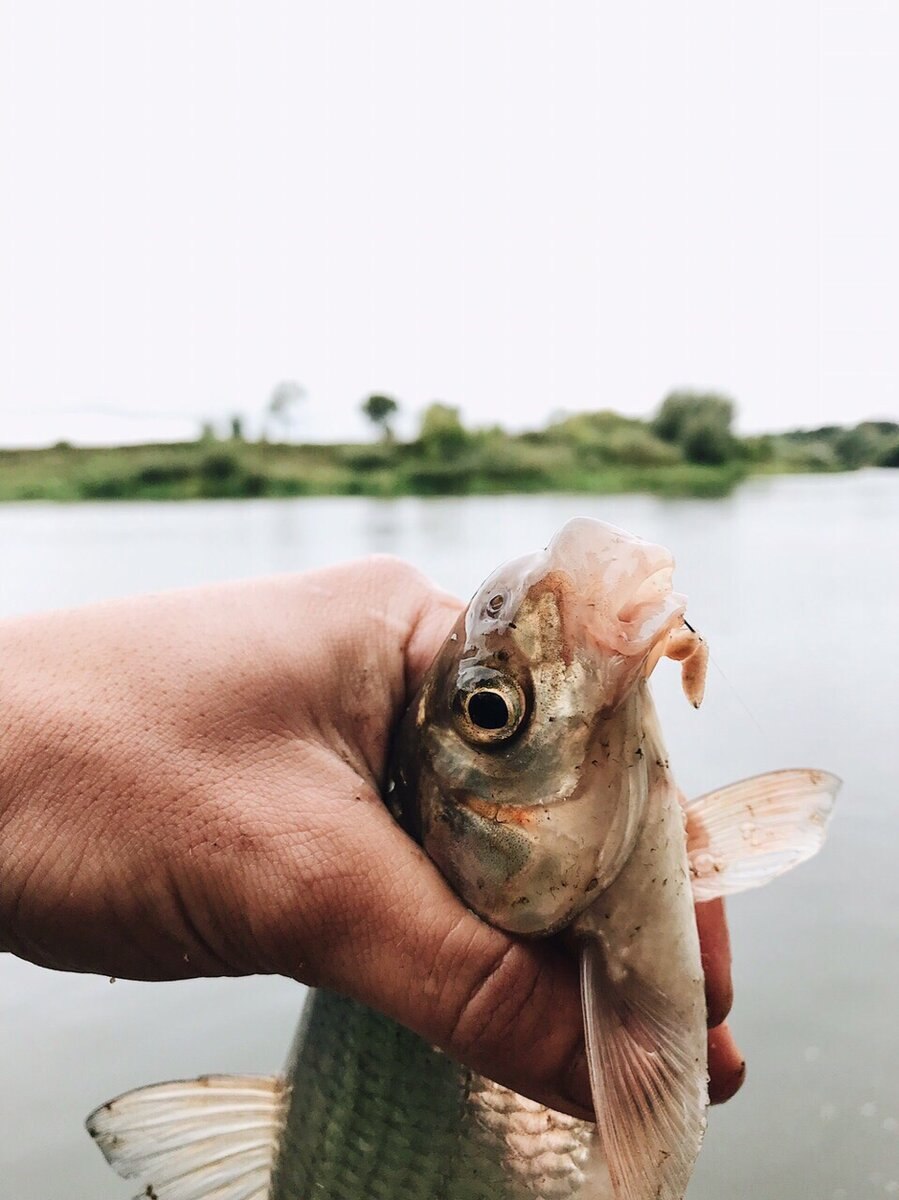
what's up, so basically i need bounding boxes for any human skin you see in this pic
[0,557,743,1119]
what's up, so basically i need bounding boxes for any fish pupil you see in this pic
[467,690,510,730]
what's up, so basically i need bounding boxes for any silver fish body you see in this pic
[390,518,711,1199]
[272,989,608,1200]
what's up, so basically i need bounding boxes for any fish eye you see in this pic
[466,689,510,730]
[453,668,527,746]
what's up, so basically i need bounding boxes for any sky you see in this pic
[1,0,897,447]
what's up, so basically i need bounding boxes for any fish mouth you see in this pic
[460,517,688,712]
[462,517,686,673]
[542,518,686,660]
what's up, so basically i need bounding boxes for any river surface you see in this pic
[0,471,897,1199]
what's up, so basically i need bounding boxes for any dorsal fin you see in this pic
[685,768,840,902]
[86,1075,287,1200]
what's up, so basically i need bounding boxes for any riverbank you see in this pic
[0,440,876,503]
[0,439,751,501]
[2,404,895,502]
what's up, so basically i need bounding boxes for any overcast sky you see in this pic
[1,0,897,446]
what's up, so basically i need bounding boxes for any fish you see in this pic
[86,517,839,1200]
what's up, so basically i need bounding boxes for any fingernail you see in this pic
[707,1022,746,1104]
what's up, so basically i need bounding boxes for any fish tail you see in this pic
[86,1073,287,1200]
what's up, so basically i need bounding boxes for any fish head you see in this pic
[390,517,691,936]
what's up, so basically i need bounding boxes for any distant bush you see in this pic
[546,410,645,447]
[741,435,775,464]
[418,403,472,461]
[196,450,269,497]
[680,415,734,466]
[652,391,737,464]
[402,460,476,494]
[546,410,680,470]
[136,463,192,486]
[576,429,681,469]
[262,476,310,497]
[335,444,395,472]
[781,425,842,444]
[834,426,880,469]
[77,475,132,500]
[473,431,565,484]
[780,420,899,469]
[774,438,839,471]
[199,451,240,483]
[860,420,899,439]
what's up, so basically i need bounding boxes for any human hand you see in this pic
[0,557,742,1117]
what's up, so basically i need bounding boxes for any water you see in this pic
[0,471,896,1199]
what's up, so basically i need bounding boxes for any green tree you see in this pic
[652,391,737,464]
[778,420,899,470]
[229,415,245,441]
[361,394,399,441]
[741,434,774,464]
[835,424,880,469]
[680,414,733,465]
[418,403,471,460]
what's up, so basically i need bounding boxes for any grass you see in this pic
[0,439,748,502]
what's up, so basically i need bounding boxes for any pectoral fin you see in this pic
[579,940,707,1200]
[685,768,840,902]
[86,1075,287,1200]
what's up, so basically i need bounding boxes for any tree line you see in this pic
[1,388,895,503]
[211,383,897,473]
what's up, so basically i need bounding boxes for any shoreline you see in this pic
[0,438,886,504]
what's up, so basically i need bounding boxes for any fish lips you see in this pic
[421,790,601,937]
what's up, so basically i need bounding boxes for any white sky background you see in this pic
[1,1,897,447]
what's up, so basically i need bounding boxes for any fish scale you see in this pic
[271,989,598,1200]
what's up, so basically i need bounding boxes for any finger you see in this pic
[696,898,733,1028]
[404,588,464,696]
[708,1022,746,1104]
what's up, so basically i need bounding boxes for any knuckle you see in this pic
[365,554,429,592]
[439,932,545,1064]
[434,929,585,1108]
